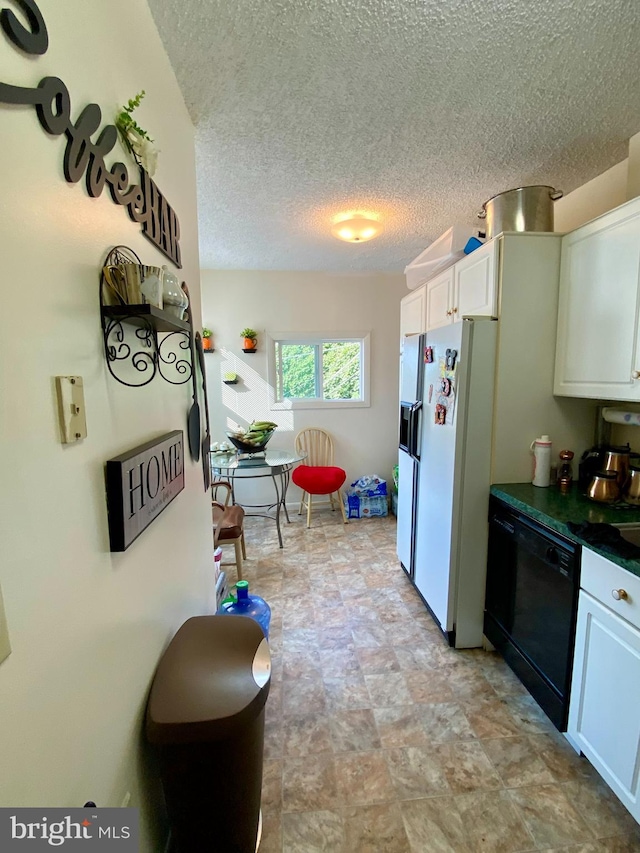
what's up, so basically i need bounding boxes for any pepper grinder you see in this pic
[558,449,574,494]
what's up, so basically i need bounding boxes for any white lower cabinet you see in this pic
[568,549,640,821]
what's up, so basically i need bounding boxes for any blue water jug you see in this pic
[217,580,271,638]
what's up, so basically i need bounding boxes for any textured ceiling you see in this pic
[146,0,640,272]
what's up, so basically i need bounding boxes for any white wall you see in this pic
[0,3,211,850]
[200,270,406,508]
[554,160,629,233]
[627,131,640,200]
[492,235,600,483]
[552,131,640,233]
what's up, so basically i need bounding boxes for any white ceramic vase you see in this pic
[162,265,188,319]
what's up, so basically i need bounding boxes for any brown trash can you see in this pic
[147,615,271,853]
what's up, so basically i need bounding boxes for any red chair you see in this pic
[292,427,348,528]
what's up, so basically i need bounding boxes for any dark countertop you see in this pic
[490,482,640,578]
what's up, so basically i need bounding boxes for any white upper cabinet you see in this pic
[400,284,427,338]
[454,240,498,319]
[554,196,640,401]
[424,241,498,330]
[425,268,454,330]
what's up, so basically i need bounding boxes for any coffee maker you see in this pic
[578,447,605,492]
[578,407,611,493]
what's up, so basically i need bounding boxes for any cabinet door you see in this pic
[425,268,454,331]
[453,241,498,319]
[554,197,640,400]
[400,285,426,337]
[568,590,640,821]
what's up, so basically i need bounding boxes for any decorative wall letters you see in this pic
[0,0,182,267]
[0,0,47,54]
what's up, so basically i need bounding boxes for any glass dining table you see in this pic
[210,449,306,548]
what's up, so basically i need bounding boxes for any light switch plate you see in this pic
[0,584,11,666]
[55,376,87,443]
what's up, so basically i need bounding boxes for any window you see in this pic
[267,332,370,409]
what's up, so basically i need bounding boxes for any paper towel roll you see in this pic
[602,408,640,426]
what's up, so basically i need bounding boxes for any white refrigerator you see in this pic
[397,318,497,648]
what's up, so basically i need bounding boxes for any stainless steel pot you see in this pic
[624,465,640,505]
[587,471,620,504]
[478,186,563,240]
[602,444,630,490]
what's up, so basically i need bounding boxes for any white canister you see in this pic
[530,435,552,487]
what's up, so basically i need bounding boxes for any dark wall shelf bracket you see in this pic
[99,248,194,388]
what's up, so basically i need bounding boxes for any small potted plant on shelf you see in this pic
[115,91,159,177]
[202,328,213,351]
[240,328,258,352]
[223,372,238,385]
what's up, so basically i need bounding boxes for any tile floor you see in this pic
[233,508,640,852]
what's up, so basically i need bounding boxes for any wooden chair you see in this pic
[292,427,348,528]
[211,481,246,580]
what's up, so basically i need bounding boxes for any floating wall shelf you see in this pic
[102,304,190,334]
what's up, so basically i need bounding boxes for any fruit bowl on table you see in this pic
[225,422,277,454]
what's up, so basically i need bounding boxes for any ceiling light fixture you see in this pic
[331,215,382,243]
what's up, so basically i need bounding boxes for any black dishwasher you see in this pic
[484,497,581,731]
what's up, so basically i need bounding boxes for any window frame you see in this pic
[267,331,371,410]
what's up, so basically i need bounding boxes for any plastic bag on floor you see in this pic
[349,475,387,497]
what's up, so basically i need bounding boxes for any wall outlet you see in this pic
[0,584,12,665]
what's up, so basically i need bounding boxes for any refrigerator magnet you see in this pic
[425,346,434,363]
[428,383,433,403]
[445,348,458,370]
[440,377,452,396]
[435,403,446,425]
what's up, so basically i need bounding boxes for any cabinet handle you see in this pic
[453,307,458,314]
[633,371,640,380]
[446,310,453,316]
[611,588,629,601]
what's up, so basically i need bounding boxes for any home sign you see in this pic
[0,0,182,267]
[106,431,184,552]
